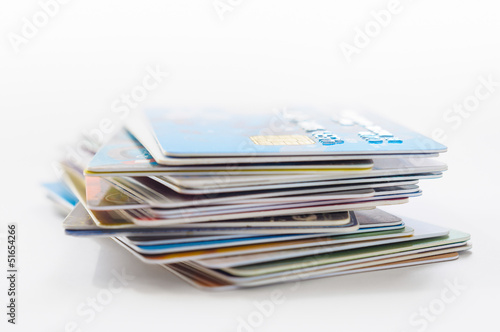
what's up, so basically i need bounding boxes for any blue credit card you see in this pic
[129,224,407,254]
[42,181,79,206]
[144,108,447,157]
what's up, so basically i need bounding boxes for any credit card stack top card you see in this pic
[47,107,471,290]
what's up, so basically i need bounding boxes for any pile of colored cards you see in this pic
[46,108,471,290]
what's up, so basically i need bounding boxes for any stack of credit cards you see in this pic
[45,108,471,290]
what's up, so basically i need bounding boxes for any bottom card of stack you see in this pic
[110,213,471,290]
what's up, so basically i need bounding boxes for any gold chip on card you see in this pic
[250,135,315,145]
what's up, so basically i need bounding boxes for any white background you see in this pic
[1,1,499,331]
